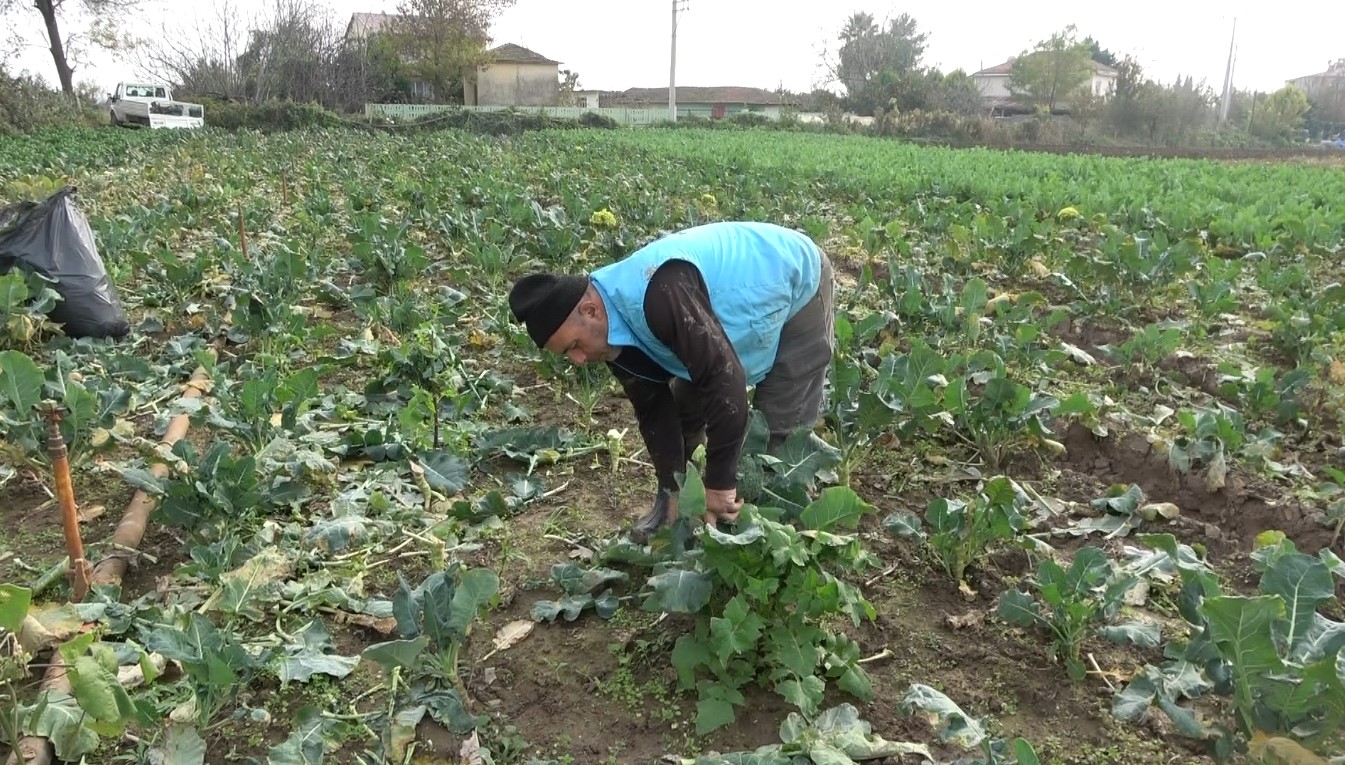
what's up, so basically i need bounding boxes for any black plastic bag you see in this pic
[0,185,130,339]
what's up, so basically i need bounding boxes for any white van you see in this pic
[108,82,205,129]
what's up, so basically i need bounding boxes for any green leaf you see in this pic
[800,486,875,532]
[418,450,471,494]
[806,743,857,765]
[361,637,429,671]
[419,571,457,649]
[1260,551,1334,651]
[709,596,764,665]
[449,567,499,636]
[764,626,819,679]
[267,707,333,765]
[671,633,713,688]
[1289,613,1345,665]
[704,522,766,547]
[695,697,737,736]
[21,691,100,761]
[1098,622,1161,648]
[1013,738,1042,765]
[1112,673,1157,721]
[1201,594,1286,732]
[0,583,32,634]
[775,675,824,717]
[531,594,593,622]
[996,589,1043,628]
[151,724,207,765]
[898,683,986,749]
[113,466,165,495]
[276,622,360,684]
[70,656,125,724]
[882,511,925,540]
[835,665,872,701]
[644,569,713,614]
[0,349,44,413]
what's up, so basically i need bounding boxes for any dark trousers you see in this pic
[673,249,836,454]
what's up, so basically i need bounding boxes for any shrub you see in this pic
[195,98,345,132]
[0,68,103,135]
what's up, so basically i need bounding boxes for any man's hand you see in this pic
[704,488,743,526]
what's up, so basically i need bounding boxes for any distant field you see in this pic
[2,124,1342,765]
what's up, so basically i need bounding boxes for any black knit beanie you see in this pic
[509,272,590,348]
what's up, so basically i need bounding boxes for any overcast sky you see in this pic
[4,0,1341,98]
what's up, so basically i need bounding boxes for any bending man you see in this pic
[508,220,835,537]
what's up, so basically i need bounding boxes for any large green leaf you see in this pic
[1260,551,1334,651]
[709,595,764,665]
[275,622,360,684]
[898,683,987,749]
[0,583,32,634]
[644,569,713,614]
[996,589,1043,629]
[418,449,471,494]
[1098,622,1161,649]
[361,637,429,671]
[0,349,43,413]
[151,724,207,765]
[776,675,825,717]
[448,567,499,637]
[1202,594,1287,734]
[800,486,875,533]
[21,691,99,761]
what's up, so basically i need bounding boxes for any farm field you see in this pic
[1,123,1344,765]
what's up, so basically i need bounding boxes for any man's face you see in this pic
[545,300,618,365]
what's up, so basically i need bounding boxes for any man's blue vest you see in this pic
[590,221,822,385]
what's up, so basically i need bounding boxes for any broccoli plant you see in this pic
[997,546,1153,680]
[643,470,880,735]
[887,475,1032,596]
[1113,533,1345,761]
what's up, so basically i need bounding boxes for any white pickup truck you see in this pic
[108,82,205,129]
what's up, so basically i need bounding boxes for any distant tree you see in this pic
[1249,85,1311,140]
[392,0,517,103]
[1069,87,1104,136]
[1081,36,1118,68]
[234,0,337,104]
[828,11,928,107]
[929,69,984,116]
[558,68,580,105]
[0,0,142,96]
[1008,26,1094,113]
[1111,55,1144,101]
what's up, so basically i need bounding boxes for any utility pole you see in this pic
[670,0,688,121]
[1218,17,1237,128]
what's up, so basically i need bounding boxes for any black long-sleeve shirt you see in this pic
[604,259,747,493]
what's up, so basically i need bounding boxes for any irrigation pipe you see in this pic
[6,366,209,765]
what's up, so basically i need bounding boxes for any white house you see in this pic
[972,57,1119,112]
[568,90,601,109]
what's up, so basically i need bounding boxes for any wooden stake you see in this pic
[42,404,90,603]
[238,202,248,259]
